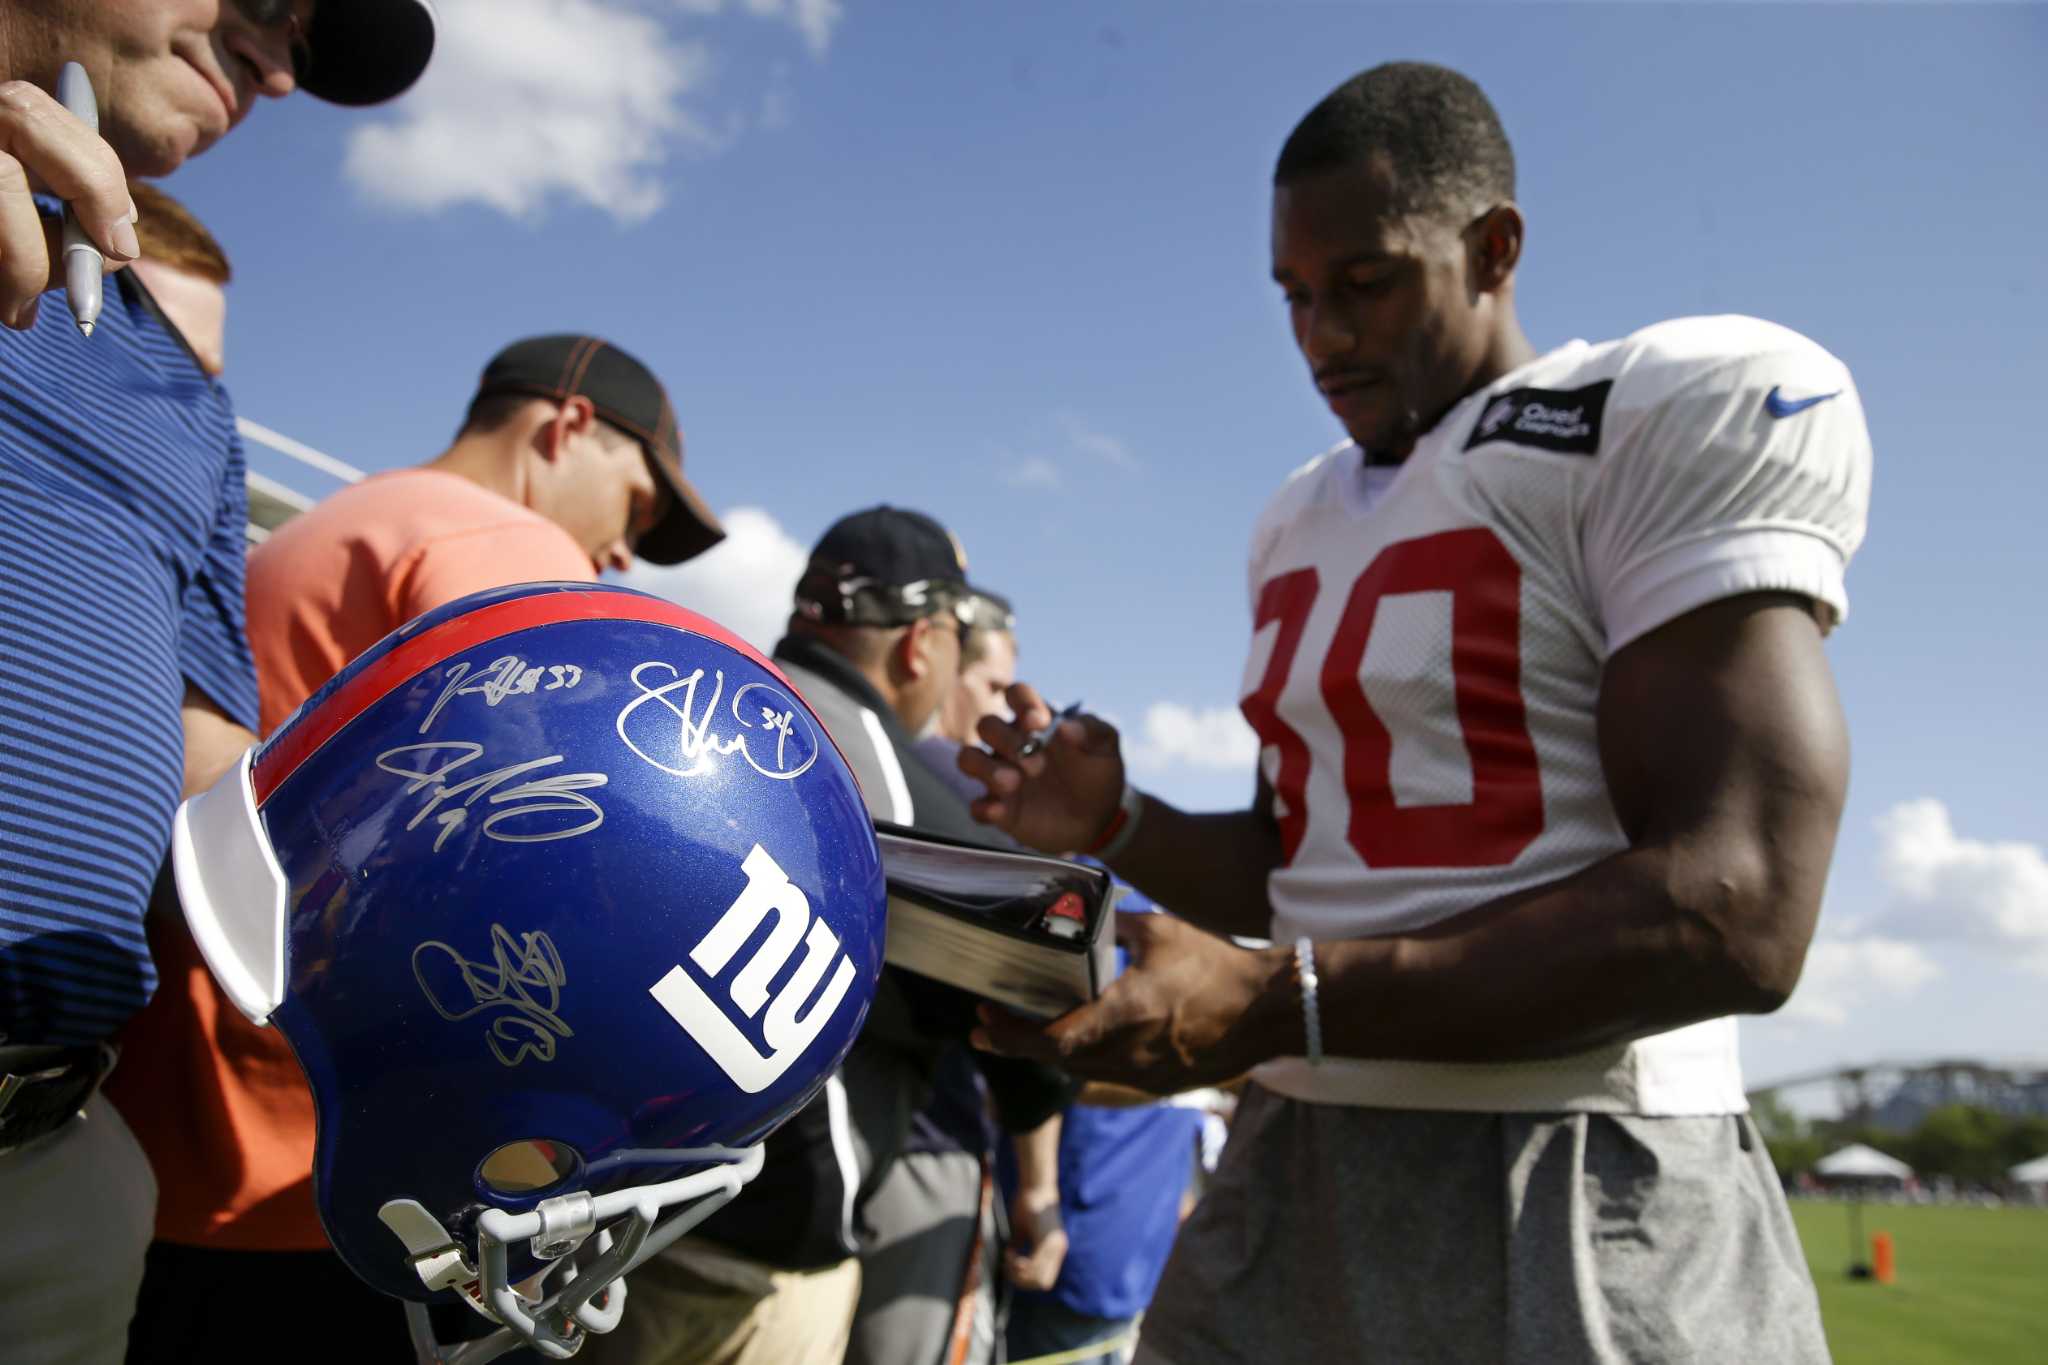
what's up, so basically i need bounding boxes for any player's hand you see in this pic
[959,681,1125,855]
[0,79,138,330]
[971,912,1296,1094]
[1003,1186,1068,1291]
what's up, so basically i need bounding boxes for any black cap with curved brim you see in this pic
[471,335,726,566]
[794,506,987,627]
[297,0,438,107]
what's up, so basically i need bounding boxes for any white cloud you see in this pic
[740,0,844,57]
[1001,456,1063,491]
[617,505,808,652]
[1874,798,2048,956]
[1126,703,1260,774]
[994,417,1138,493]
[1776,935,1941,1027]
[673,0,844,55]
[758,62,796,131]
[1059,413,1138,470]
[345,0,835,222]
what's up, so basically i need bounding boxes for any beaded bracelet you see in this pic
[1294,936,1323,1067]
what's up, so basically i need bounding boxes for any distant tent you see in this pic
[1814,1143,1912,1280]
[1815,1143,1913,1181]
[2011,1154,2048,1184]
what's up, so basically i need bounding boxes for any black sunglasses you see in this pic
[231,0,315,80]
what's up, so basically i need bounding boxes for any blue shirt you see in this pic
[1025,1098,1203,1321]
[0,271,259,1044]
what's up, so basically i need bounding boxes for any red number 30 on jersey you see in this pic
[1240,527,1545,870]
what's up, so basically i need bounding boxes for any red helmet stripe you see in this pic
[251,591,789,804]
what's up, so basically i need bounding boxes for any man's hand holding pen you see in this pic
[0,64,138,331]
[959,682,1129,858]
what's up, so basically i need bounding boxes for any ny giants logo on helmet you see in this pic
[649,844,857,1093]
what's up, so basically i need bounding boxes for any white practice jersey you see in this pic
[1240,315,1872,1115]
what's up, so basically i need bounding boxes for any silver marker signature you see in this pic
[420,655,584,734]
[376,742,606,852]
[615,663,819,782]
[413,925,572,1067]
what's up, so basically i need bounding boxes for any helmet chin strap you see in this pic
[385,1144,766,1363]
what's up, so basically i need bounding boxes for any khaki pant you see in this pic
[576,1238,861,1365]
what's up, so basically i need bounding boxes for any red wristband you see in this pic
[1083,805,1129,856]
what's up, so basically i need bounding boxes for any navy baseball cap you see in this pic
[297,0,437,107]
[794,506,985,628]
[472,334,725,565]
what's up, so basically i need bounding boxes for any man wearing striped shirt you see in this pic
[0,5,432,1362]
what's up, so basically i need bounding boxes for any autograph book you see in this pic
[874,823,1119,1018]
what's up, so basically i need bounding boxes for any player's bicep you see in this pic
[1596,591,1848,992]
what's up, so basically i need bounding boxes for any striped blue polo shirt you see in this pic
[0,270,259,1045]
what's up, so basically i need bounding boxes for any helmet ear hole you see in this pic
[479,1139,581,1196]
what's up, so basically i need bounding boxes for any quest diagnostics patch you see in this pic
[1464,380,1612,456]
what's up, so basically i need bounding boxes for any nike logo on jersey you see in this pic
[649,843,855,1093]
[1464,380,1612,456]
[1764,386,1841,419]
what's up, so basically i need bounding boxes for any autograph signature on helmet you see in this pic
[417,654,585,734]
[375,742,608,852]
[413,924,573,1068]
[615,662,820,782]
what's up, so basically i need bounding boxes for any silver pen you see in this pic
[1016,700,1083,760]
[57,62,103,338]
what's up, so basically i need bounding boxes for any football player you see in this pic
[962,62,1864,1363]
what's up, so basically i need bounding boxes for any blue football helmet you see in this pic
[172,583,886,1360]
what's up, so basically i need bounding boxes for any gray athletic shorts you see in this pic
[1135,1086,1829,1365]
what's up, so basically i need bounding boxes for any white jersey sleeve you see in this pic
[1582,321,1872,652]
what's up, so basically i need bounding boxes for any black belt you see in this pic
[0,1042,116,1155]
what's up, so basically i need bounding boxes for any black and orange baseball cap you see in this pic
[472,334,725,565]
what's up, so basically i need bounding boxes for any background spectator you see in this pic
[123,182,231,377]
[111,332,718,1363]
[590,507,1071,1365]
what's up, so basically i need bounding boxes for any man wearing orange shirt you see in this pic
[111,334,725,1360]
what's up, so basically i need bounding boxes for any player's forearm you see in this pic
[1287,839,1819,1065]
[1103,796,1280,938]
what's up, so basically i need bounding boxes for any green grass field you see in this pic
[1789,1199,2048,1364]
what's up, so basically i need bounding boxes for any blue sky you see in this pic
[161,2,2046,1095]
